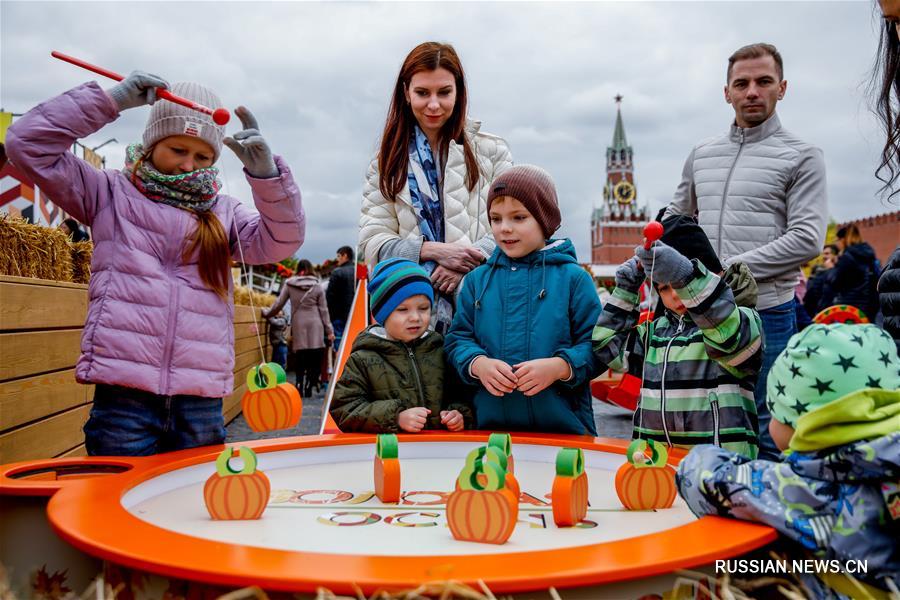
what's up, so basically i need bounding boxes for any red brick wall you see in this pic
[592,223,644,264]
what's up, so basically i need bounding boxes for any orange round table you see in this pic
[0,433,776,596]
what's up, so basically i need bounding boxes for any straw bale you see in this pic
[71,241,93,284]
[0,215,74,282]
[234,285,277,308]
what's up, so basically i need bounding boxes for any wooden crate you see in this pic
[0,276,270,463]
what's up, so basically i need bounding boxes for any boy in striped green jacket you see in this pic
[592,216,763,458]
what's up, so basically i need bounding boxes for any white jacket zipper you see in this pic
[717,128,745,257]
[659,316,685,447]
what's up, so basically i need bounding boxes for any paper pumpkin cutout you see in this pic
[203,447,270,520]
[241,362,302,432]
[374,434,400,503]
[552,447,589,527]
[615,439,677,510]
[447,447,518,544]
[488,433,515,474]
[813,304,869,325]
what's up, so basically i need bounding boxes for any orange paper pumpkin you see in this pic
[374,434,400,503]
[447,447,518,545]
[203,447,270,520]
[551,448,589,527]
[241,363,302,432]
[615,439,677,510]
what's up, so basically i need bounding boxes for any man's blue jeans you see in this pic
[271,343,288,369]
[84,384,226,456]
[755,298,798,460]
[332,319,346,347]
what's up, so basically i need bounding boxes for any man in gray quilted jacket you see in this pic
[664,43,828,460]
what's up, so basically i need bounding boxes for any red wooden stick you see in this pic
[51,51,230,125]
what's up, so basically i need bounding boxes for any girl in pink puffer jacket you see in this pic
[6,72,305,456]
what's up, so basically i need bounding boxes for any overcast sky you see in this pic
[1,1,893,264]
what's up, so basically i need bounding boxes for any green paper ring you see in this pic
[215,446,258,476]
[458,447,504,491]
[482,445,508,472]
[246,362,287,392]
[626,439,669,468]
[488,433,512,457]
[376,434,398,459]
[555,447,584,477]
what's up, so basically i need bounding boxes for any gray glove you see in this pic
[615,256,645,292]
[635,241,695,287]
[223,106,278,179]
[107,71,168,112]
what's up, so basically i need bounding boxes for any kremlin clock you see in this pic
[613,181,636,205]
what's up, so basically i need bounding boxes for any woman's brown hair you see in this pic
[378,42,479,201]
[836,223,864,246]
[183,211,232,298]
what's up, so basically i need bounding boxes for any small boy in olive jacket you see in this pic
[330,258,473,433]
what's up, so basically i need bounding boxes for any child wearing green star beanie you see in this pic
[676,323,900,594]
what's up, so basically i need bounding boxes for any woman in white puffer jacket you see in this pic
[359,41,512,333]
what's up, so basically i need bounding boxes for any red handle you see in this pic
[642,221,664,250]
[51,51,230,125]
[52,50,124,81]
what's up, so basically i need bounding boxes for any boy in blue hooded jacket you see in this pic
[677,323,900,595]
[445,165,601,435]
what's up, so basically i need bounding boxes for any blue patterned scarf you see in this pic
[407,126,454,333]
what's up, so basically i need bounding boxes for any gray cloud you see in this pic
[2,1,891,264]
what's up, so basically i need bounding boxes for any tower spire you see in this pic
[612,94,628,150]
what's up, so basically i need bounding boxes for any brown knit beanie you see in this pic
[142,82,225,161]
[487,165,561,239]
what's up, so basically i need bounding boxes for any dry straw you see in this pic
[0,214,75,282]
[234,285,276,308]
[71,240,93,284]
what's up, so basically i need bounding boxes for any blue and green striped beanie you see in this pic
[367,258,434,324]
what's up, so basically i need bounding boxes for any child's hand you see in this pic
[615,257,645,292]
[224,107,279,179]
[471,357,517,396]
[398,407,431,432]
[513,357,571,396]
[440,410,464,432]
[107,71,169,112]
[635,241,694,287]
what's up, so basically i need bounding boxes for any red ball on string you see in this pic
[212,108,231,126]
[642,221,664,250]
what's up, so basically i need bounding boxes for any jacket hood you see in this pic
[486,238,578,267]
[723,261,759,308]
[350,325,440,354]
[790,388,900,453]
[286,275,319,289]
[844,242,876,264]
[785,430,899,485]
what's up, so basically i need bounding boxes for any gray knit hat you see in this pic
[142,82,225,161]
[487,165,561,239]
